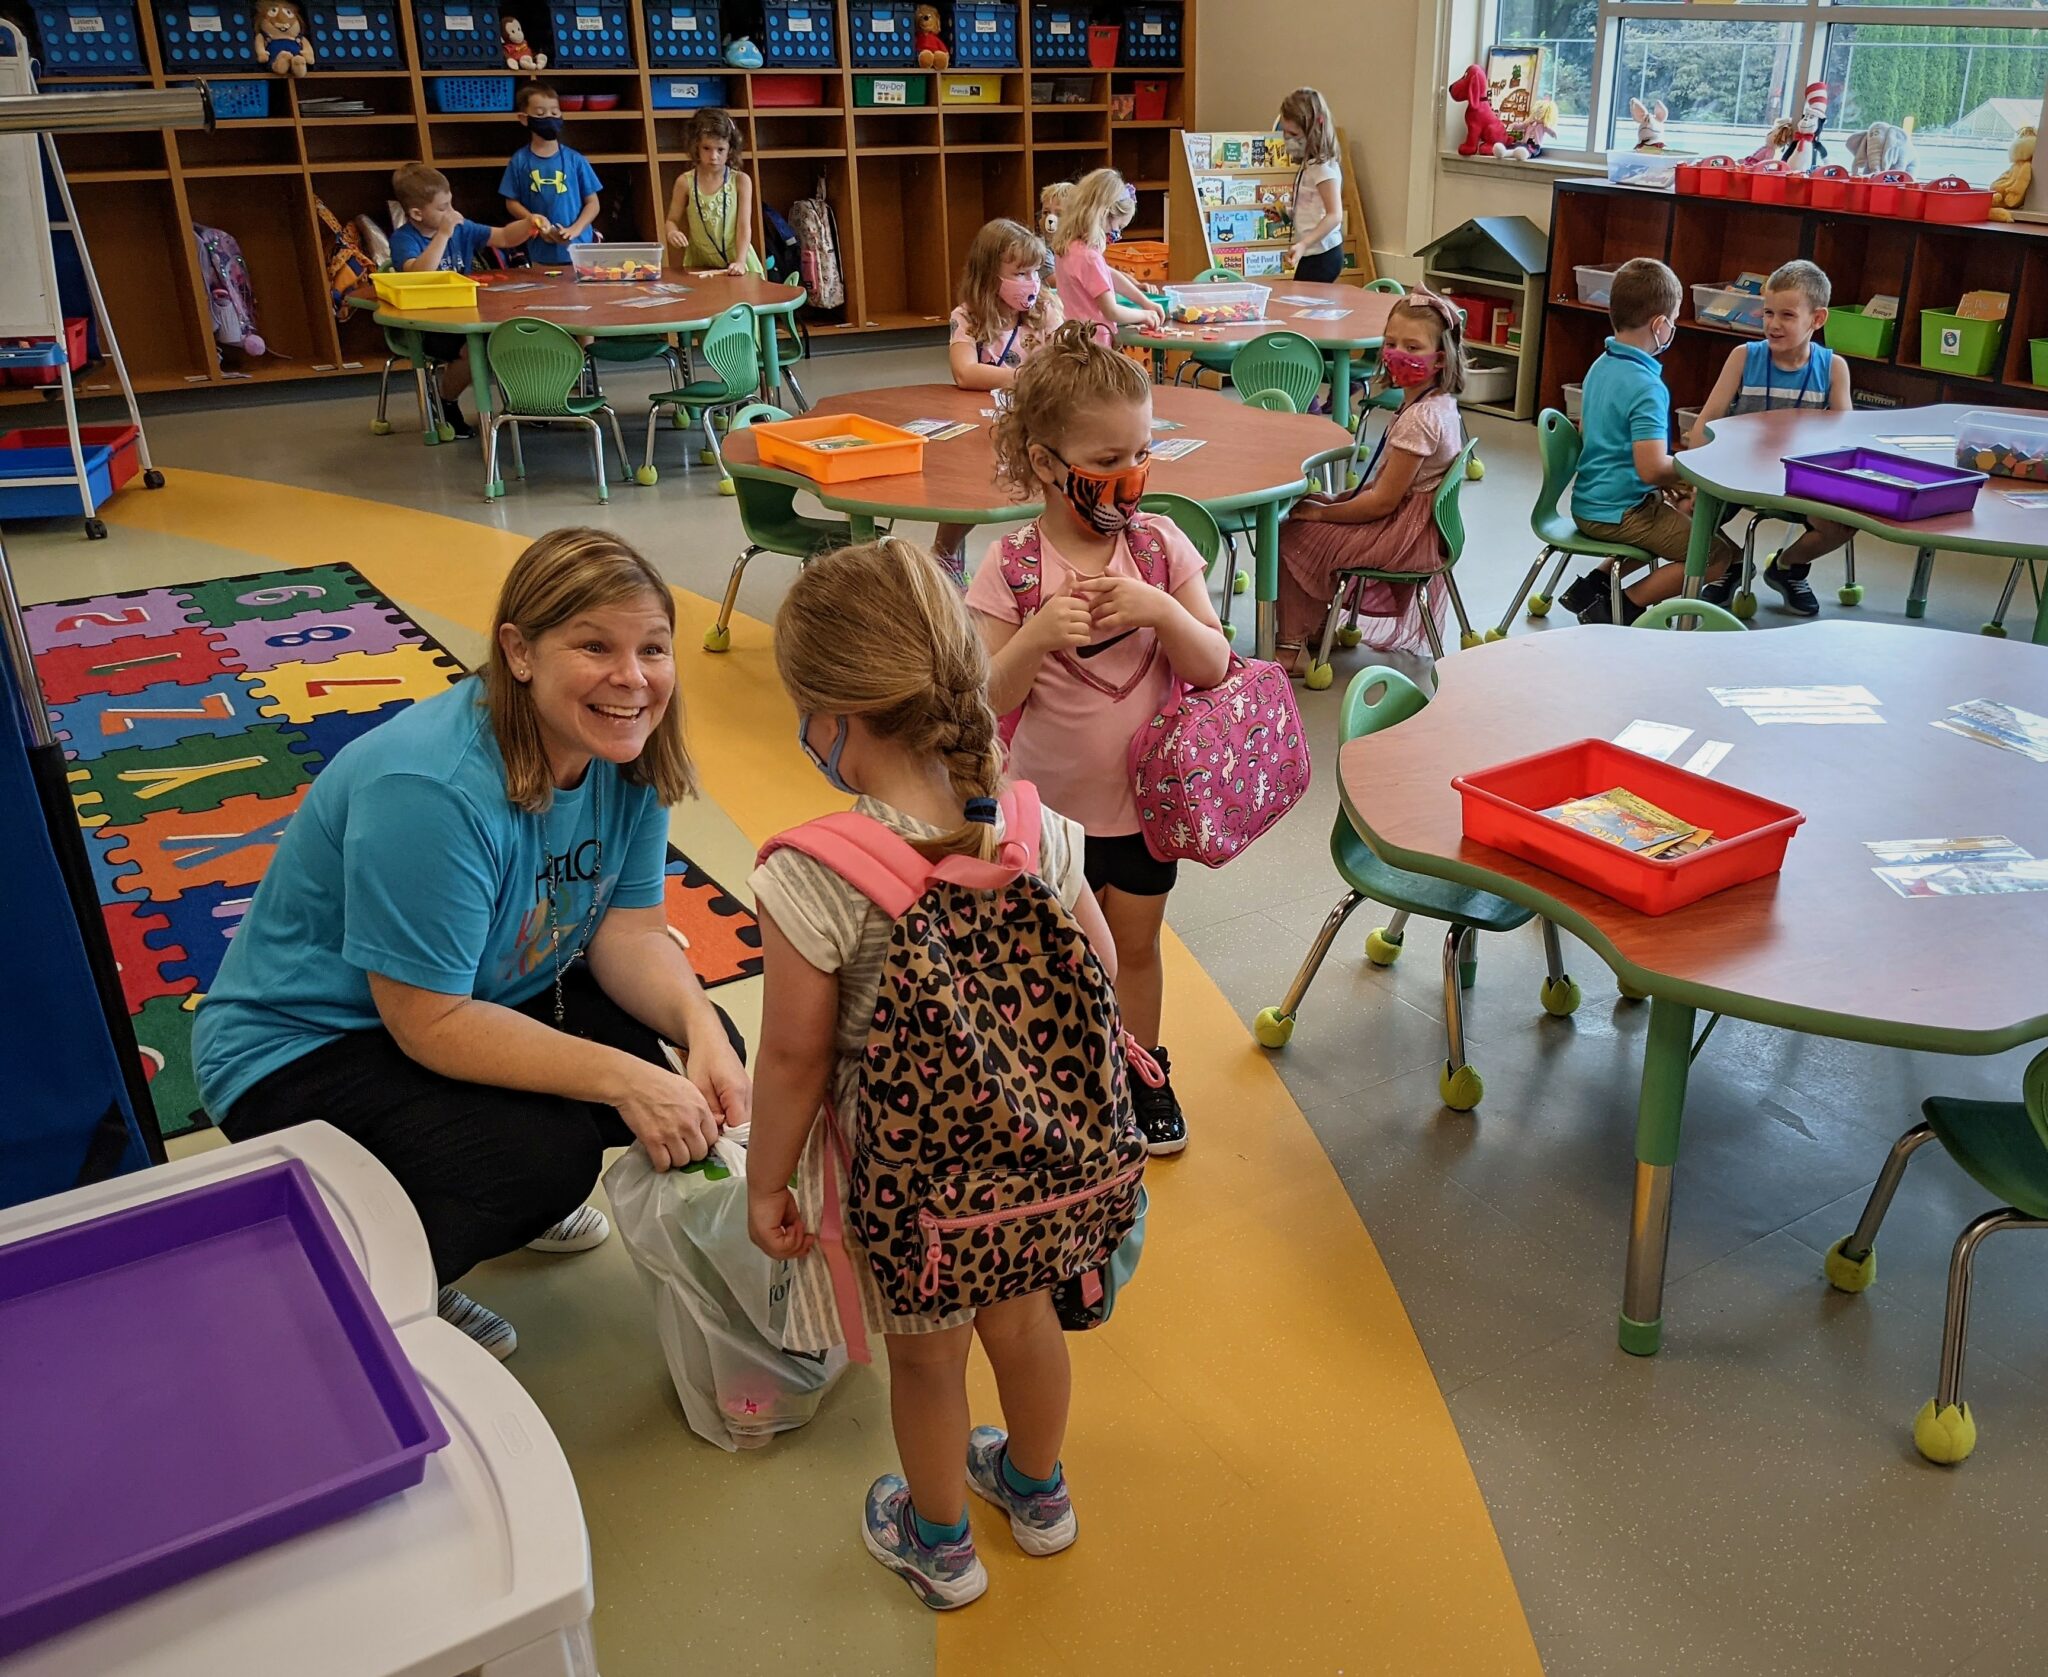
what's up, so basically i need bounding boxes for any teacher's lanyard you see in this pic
[692,168,731,266]
[980,320,1023,367]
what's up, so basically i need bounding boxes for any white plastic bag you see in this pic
[604,1133,846,1452]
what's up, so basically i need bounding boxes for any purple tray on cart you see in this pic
[0,1160,449,1659]
[1782,446,1986,522]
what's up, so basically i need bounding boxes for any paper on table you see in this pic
[485,281,544,292]
[1873,434,1955,450]
[1152,418,1184,432]
[1681,739,1732,777]
[1296,307,1353,320]
[1874,859,2048,899]
[1150,437,1208,461]
[901,418,978,441]
[1933,700,2048,763]
[1277,293,1329,305]
[526,304,593,311]
[1864,836,2032,865]
[1710,684,1879,710]
[1744,707,1886,725]
[2004,491,2048,510]
[1613,719,1693,761]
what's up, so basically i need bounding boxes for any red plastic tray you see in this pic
[1690,157,1738,199]
[1865,171,1918,218]
[1453,739,1805,917]
[1804,166,1864,212]
[0,423,139,492]
[1914,175,1995,224]
[1742,162,1793,204]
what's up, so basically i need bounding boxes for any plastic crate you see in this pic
[547,1,632,65]
[186,75,268,117]
[427,72,515,112]
[645,0,721,66]
[951,1,1019,67]
[1822,304,1896,361]
[1029,2,1088,65]
[753,414,926,482]
[1162,281,1267,325]
[936,72,1000,103]
[305,0,404,66]
[761,0,836,64]
[154,1,253,71]
[755,71,825,104]
[414,1,500,68]
[1920,308,2004,378]
[853,71,924,106]
[1692,282,1766,336]
[1572,263,1620,307]
[1118,2,1179,66]
[0,318,87,387]
[1784,447,1985,522]
[0,421,138,489]
[31,1,144,73]
[2033,338,2048,388]
[1956,409,2048,485]
[847,0,914,66]
[650,71,727,106]
[1104,238,1166,286]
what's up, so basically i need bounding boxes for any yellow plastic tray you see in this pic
[370,271,481,310]
[752,414,927,483]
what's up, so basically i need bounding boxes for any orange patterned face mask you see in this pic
[1049,450,1150,534]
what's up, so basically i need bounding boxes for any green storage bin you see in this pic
[1920,309,2004,379]
[1824,305,1896,361]
[854,72,927,106]
[2032,337,2048,387]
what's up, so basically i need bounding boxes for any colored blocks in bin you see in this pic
[427,73,515,112]
[650,73,727,107]
[209,601,427,672]
[65,724,320,827]
[848,0,915,67]
[304,0,405,67]
[35,626,233,705]
[547,1,633,66]
[155,2,255,71]
[950,1,1019,67]
[414,0,502,68]
[95,785,310,901]
[645,0,722,67]
[1118,2,1180,65]
[31,0,146,73]
[178,564,381,627]
[49,672,261,762]
[104,901,200,1012]
[761,0,837,66]
[1029,2,1089,65]
[248,643,465,723]
[132,993,208,1139]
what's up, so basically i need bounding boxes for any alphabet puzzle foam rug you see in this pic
[25,562,763,1141]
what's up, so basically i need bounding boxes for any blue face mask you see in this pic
[527,115,563,141]
[798,713,855,793]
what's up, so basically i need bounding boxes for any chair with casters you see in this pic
[1302,439,1486,689]
[1136,490,1226,636]
[704,403,856,652]
[1253,664,1581,1112]
[1721,512,1867,621]
[1171,266,1251,387]
[1821,1049,2048,1466]
[645,304,760,496]
[1633,597,1747,632]
[1491,408,1658,636]
[373,327,451,444]
[482,318,633,504]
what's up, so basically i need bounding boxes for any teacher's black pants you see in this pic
[222,965,745,1286]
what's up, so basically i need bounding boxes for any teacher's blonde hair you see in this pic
[485,526,696,813]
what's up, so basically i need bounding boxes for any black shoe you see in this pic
[1763,556,1820,617]
[1574,589,1614,625]
[1558,572,1604,615]
[1131,1045,1187,1157]
[1700,574,1735,607]
[445,407,477,441]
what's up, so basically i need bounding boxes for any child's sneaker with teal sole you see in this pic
[861,1476,988,1610]
[966,1426,1078,1556]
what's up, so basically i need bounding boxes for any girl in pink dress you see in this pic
[1051,168,1163,346]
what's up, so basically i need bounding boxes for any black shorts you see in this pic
[420,331,468,364]
[1084,831,1178,899]
[1293,248,1344,285]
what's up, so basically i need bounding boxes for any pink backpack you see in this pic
[757,783,1149,1364]
[995,516,1311,868]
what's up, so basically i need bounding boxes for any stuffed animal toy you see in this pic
[1842,121,1915,177]
[1989,125,2035,222]
[1494,94,1559,162]
[1785,82,1829,172]
[914,4,948,70]
[1629,98,1667,152]
[725,35,763,68]
[1744,119,1795,167]
[1449,65,1508,157]
[256,1,313,75]
[501,17,546,70]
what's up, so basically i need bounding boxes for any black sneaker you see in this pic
[1763,555,1820,617]
[1575,588,1615,625]
[444,407,477,441]
[1558,571,1605,615]
[1700,574,1735,607]
[1131,1045,1187,1157]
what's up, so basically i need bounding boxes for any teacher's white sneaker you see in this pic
[438,1286,517,1361]
[526,1206,611,1253]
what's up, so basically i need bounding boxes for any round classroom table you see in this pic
[1676,405,2048,643]
[719,382,1354,658]
[1337,622,2048,1358]
[1117,281,1400,431]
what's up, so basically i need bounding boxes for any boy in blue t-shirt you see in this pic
[1565,257,1737,624]
[500,81,603,266]
[389,161,543,438]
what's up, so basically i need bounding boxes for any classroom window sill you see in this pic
[1438,153,1606,185]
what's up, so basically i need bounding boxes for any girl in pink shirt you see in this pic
[1051,169,1164,346]
[967,322,1229,1155]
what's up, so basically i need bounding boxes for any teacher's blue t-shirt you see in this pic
[193,681,669,1118]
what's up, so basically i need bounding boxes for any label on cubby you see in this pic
[1143,19,1160,32]
[447,12,475,26]
[339,11,369,28]
[872,77,906,101]
[74,14,106,30]
[873,15,895,28]
[672,11,697,24]
[974,17,994,30]
[791,14,811,27]
[576,12,602,25]
[1050,19,1069,31]
[191,14,222,28]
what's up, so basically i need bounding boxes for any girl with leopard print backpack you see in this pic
[747,538,1151,1612]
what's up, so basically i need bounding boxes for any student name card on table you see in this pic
[1613,719,1691,761]
[1866,835,2048,897]
[1710,684,1884,725]
[1149,438,1207,462]
[1933,699,2048,763]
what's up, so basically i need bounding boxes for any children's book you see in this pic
[1933,699,2048,763]
[807,435,873,452]
[1539,787,1708,856]
[901,418,977,441]
[1875,859,2048,899]
[1865,836,2032,866]
[1150,437,1207,461]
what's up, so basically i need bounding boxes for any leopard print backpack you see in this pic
[758,783,1148,1363]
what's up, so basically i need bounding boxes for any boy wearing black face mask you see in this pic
[500,81,602,267]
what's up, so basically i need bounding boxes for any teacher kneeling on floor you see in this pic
[194,527,751,1360]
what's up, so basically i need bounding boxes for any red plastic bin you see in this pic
[1690,156,1739,199]
[0,422,139,487]
[0,317,88,388]
[1864,171,1918,218]
[1452,738,1805,917]
[753,74,826,106]
[1742,161,1794,204]
[1804,165,1865,212]
[1914,175,1996,224]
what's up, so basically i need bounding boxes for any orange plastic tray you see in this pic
[751,414,928,483]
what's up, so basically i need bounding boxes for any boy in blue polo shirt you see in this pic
[1565,257,1737,624]
[501,81,603,266]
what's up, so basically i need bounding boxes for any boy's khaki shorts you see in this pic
[1576,492,1737,573]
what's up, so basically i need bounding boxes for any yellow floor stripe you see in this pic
[107,473,1539,1672]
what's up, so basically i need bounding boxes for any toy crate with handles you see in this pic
[848,0,915,65]
[1822,304,1895,361]
[30,0,145,72]
[427,72,515,111]
[1029,1,1087,64]
[304,0,404,66]
[951,0,1020,67]
[1919,307,2003,378]
[645,0,722,65]
[1454,739,1805,917]
[414,1,501,67]
[547,1,633,64]
[0,318,88,388]
[1118,2,1179,65]
[853,72,926,105]
[154,0,253,71]
[180,75,268,117]
[762,0,838,64]
[752,414,927,482]
[651,72,728,106]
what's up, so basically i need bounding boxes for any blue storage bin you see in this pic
[761,0,836,66]
[1118,2,1179,65]
[177,75,268,116]
[950,1,1018,68]
[414,2,501,68]
[645,0,721,67]
[650,71,727,107]
[0,443,116,520]
[305,0,404,66]
[1029,2,1087,65]
[547,2,632,65]
[31,1,145,74]
[155,1,253,71]
[848,1,914,67]
[427,72,515,111]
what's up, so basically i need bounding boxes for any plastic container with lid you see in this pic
[1955,410,2048,485]
[571,242,664,281]
[1161,281,1270,326]
[1573,263,1621,307]
[1691,283,1767,335]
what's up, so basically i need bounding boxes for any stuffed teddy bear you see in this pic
[914,4,948,70]
[502,17,546,71]
[1989,126,2035,222]
[256,1,313,76]
[1629,97,1667,152]
[1448,65,1507,157]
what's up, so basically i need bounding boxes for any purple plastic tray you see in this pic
[0,1160,449,1658]
[1783,447,1986,522]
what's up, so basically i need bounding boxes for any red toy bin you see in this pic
[1781,170,1814,207]
[1693,157,1738,199]
[753,74,826,107]
[1804,165,1859,211]
[1915,175,1996,224]
[0,317,88,388]
[1675,155,1728,196]
[1742,162,1792,204]
[1452,739,1805,917]
[0,423,140,491]
[1864,171,1918,218]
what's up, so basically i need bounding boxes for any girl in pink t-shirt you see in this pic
[967,322,1229,1156]
[1051,169,1164,346]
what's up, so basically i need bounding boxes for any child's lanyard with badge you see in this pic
[1758,348,1820,412]
[979,320,1023,368]
[692,167,732,266]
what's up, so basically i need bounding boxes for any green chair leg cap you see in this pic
[1838,583,1864,606]
[1540,975,1582,1017]
[1617,977,1648,1002]
[635,465,659,487]
[1731,592,1758,621]
[436,423,456,444]
[1823,1237,1876,1294]
[1617,1312,1662,1357]
[1252,1006,1295,1049]
[1232,571,1249,595]
[1220,620,1237,643]
[1439,1061,1483,1111]
[1465,455,1484,481]
[717,477,736,497]
[1526,593,1552,618]
[698,446,716,465]
[1364,928,1404,967]
[1335,625,1362,648]
[369,418,393,436]
[1913,1399,1977,1464]
[1305,662,1334,691]
[1483,627,1506,643]
[1459,630,1483,651]
[1981,622,2008,639]
[1905,599,1927,620]
[486,479,505,500]
[671,410,688,430]
[701,623,732,653]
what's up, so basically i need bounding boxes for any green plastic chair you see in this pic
[645,304,760,496]
[1232,330,1325,416]
[1241,388,1296,412]
[372,327,452,446]
[584,333,685,396]
[483,318,632,504]
[1633,597,1747,632]
[1252,665,1581,1111]
[1491,408,1658,636]
[1362,278,1406,295]
[1822,1050,2048,1465]
[1722,511,1869,621]
[1984,557,2042,640]
[703,402,855,652]
[771,311,811,411]
[1136,489,1229,637]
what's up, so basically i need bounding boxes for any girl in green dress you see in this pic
[664,109,763,276]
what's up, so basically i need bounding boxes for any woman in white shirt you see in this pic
[1280,88,1345,283]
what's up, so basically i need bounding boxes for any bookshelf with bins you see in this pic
[23,0,1194,401]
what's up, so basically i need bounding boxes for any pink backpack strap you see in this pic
[757,787,1046,910]
[995,521,1045,619]
[817,1109,872,1365]
[1124,512,1172,590]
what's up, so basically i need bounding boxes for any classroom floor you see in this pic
[13,346,2047,1677]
